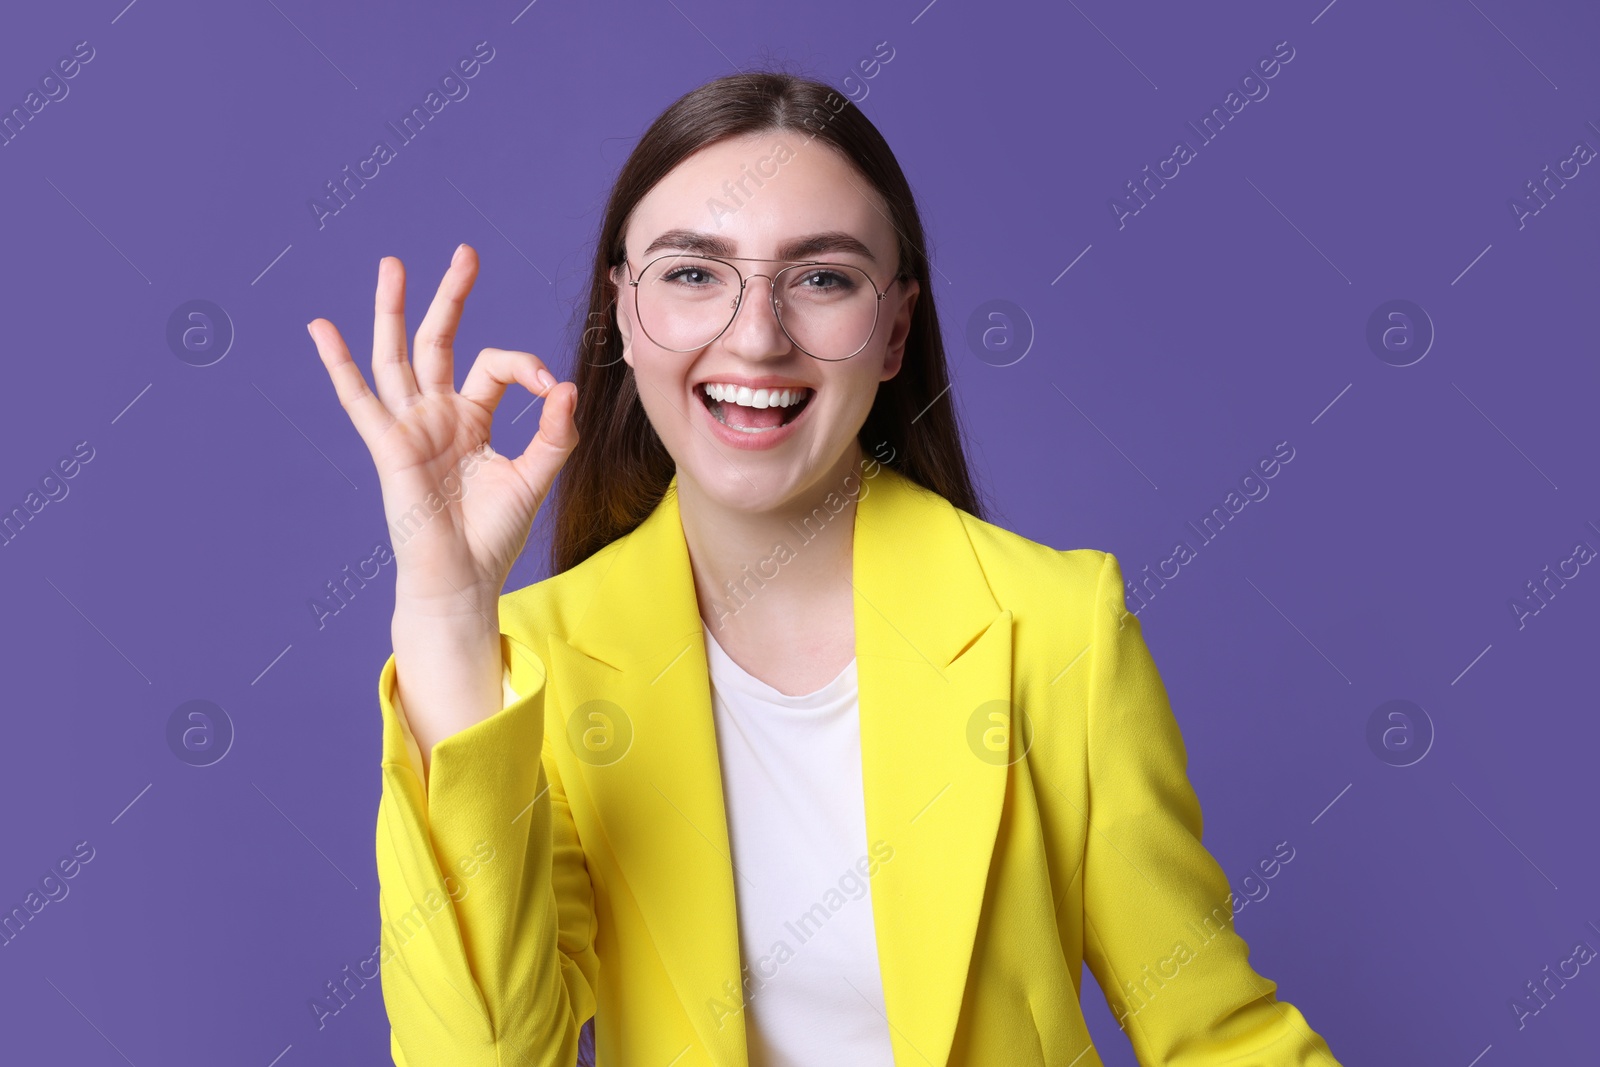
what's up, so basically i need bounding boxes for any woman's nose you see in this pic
[723,274,792,355]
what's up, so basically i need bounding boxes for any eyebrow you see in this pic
[638,228,879,264]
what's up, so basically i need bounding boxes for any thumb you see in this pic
[512,379,579,499]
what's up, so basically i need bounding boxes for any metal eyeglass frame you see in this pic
[621,252,909,362]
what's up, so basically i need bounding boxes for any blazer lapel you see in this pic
[852,466,1013,1067]
[548,475,749,1066]
[552,465,1012,1067]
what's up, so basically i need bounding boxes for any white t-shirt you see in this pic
[702,622,896,1067]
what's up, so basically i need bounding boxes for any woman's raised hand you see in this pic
[307,244,578,623]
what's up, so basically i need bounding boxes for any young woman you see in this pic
[309,72,1343,1067]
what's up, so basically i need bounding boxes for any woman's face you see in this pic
[610,131,919,513]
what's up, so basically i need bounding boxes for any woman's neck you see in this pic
[676,441,865,643]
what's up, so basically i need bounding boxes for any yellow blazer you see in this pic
[373,464,1343,1066]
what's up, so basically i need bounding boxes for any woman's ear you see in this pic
[880,277,919,381]
[608,283,633,371]
[606,269,635,368]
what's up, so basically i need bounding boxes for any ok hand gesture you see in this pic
[307,244,578,623]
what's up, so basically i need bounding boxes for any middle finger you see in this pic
[413,243,481,394]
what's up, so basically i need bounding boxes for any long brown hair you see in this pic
[548,68,986,575]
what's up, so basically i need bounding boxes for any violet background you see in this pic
[1,0,1596,1063]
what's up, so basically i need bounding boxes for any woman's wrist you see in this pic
[390,608,507,769]
[392,580,502,624]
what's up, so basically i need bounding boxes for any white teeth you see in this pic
[701,383,809,409]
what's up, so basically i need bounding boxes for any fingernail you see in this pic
[537,369,555,392]
[452,243,467,264]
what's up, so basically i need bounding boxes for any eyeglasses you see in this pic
[621,252,905,362]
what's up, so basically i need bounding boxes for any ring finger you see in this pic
[372,256,420,407]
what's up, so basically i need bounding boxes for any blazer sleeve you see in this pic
[392,669,524,789]
[375,631,600,1066]
[1080,552,1342,1066]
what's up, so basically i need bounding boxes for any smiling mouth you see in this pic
[698,383,814,433]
